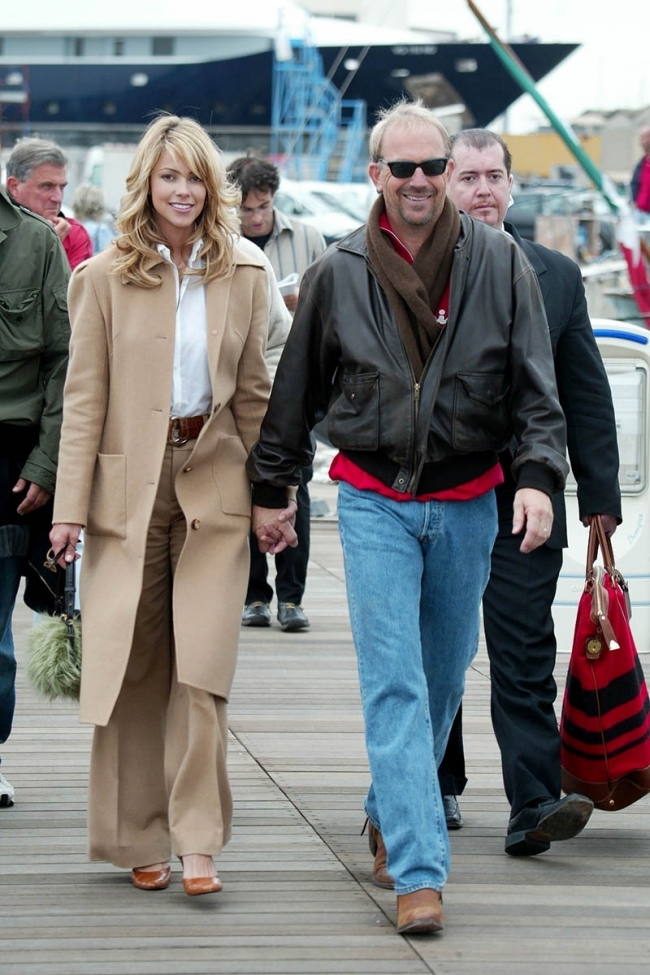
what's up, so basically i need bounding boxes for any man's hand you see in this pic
[582,513,618,538]
[49,523,83,566]
[12,478,51,516]
[283,289,299,313]
[252,501,298,554]
[50,215,71,242]
[512,488,554,553]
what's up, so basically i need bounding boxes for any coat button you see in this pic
[191,518,200,529]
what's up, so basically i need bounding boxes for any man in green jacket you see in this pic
[0,186,70,807]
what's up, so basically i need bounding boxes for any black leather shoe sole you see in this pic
[505,794,594,857]
[241,603,271,627]
[443,795,464,830]
[277,605,310,631]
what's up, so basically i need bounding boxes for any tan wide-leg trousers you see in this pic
[88,441,233,868]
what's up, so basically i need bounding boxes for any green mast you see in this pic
[466,1,621,213]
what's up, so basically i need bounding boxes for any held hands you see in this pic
[49,523,83,567]
[12,478,51,516]
[252,501,298,555]
[512,488,554,553]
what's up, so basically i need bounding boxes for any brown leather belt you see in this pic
[168,414,208,445]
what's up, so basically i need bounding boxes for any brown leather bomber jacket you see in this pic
[247,213,569,506]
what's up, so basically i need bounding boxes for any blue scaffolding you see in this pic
[271,40,367,182]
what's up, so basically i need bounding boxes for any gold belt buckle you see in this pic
[169,417,188,445]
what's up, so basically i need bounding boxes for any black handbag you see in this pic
[23,525,66,616]
[26,552,82,702]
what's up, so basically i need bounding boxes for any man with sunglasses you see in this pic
[246,101,568,935]
[440,128,621,854]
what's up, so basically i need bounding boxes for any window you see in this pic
[152,37,174,56]
[73,37,85,56]
[114,39,125,56]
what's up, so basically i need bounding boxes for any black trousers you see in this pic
[246,469,312,606]
[439,510,563,818]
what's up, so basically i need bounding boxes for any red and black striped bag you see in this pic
[560,516,650,810]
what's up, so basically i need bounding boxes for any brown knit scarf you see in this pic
[366,194,461,379]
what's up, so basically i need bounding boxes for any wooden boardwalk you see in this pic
[1,485,649,975]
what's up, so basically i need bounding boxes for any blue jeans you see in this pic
[0,557,22,750]
[338,482,497,894]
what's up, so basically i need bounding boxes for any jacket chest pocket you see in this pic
[451,372,510,452]
[0,290,42,361]
[328,371,380,451]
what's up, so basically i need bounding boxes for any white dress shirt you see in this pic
[157,240,212,417]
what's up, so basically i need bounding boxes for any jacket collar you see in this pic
[270,207,296,239]
[504,221,547,277]
[336,211,474,259]
[139,234,266,274]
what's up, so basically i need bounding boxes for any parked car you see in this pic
[297,180,375,223]
[507,186,616,255]
[274,179,364,244]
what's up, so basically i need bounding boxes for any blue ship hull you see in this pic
[2,42,577,130]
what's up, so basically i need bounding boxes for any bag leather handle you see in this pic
[585,514,617,579]
[585,515,631,618]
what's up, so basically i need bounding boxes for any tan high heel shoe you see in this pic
[181,856,223,896]
[131,864,171,891]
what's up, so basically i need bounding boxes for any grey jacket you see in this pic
[248,213,568,503]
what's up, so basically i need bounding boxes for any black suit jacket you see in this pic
[499,225,622,548]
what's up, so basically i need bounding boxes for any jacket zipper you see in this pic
[406,382,421,494]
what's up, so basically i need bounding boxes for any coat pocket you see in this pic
[327,371,380,451]
[85,454,127,538]
[212,436,252,517]
[0,289,42,360]
[451,372,510,452]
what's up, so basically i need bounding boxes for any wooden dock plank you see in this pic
[1,486,649,974]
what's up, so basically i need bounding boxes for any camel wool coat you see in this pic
[53,241,271,726]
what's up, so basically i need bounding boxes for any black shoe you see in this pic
[277,602,310,631]
[505,794,594,857]
[241,601,271,627]
[443,794,464,830]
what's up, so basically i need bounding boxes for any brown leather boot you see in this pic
[396,888,444,935]
[367,820,394,889]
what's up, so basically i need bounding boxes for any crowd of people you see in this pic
[0,104,625,931]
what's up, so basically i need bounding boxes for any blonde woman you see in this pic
[50,116,272,896]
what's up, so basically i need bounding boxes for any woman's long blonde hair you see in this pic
[113,115,241,287]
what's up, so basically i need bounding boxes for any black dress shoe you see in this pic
[505,793,594,856]
[277,602,310,631]
[443,794,464,830]
[241,601,271,627]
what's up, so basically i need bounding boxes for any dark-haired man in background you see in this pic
[227,157,326,632]
[443,128,621,855]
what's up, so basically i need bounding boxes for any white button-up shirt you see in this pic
[157,240,212,417]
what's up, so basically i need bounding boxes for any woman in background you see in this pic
[50,115,271,896]
[71,183,116,254]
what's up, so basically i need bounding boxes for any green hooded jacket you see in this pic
[0,187,70,495]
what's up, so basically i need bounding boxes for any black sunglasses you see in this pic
[378,157,449,178]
